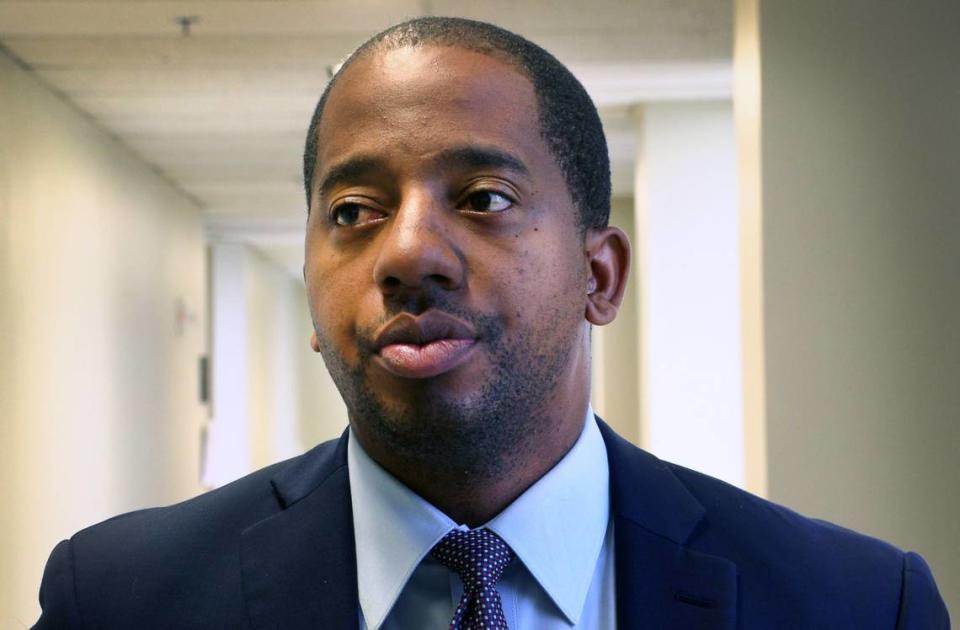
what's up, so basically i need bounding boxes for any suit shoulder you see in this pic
[666,461,909,622]
[52,437,344,626]
[75,455,283,545]
[70,437,342,569]
[668,461,902,560]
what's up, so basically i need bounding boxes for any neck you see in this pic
[408,409,587,526]
[354,380,591,527]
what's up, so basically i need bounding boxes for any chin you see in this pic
[372,386,485,427]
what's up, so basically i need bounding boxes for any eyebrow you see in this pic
[434,146,530,178]
[317,155,388,200]
[316,145,530,200]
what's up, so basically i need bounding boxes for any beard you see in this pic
[313,291,577,485]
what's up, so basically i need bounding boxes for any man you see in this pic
[34,17,949,629]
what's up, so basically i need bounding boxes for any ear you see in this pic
[583,226,631,326]
[304,264,323,353]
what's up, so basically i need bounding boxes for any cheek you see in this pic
[306,251,365,342]
[491,231,585,331]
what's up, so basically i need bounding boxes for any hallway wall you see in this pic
[636,101,743,487]
[204,243,347,489]
[245,246,348,464]
[748,0,960,615]
[0,50,207,625]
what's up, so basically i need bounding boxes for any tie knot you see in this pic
[431,528,515,591]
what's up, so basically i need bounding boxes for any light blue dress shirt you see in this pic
[347,406,616,629]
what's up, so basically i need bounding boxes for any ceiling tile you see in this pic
[1,0,734,231]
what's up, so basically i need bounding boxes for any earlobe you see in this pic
[586,293,616,325]
[310,331,321,353]
[583,226,631,326]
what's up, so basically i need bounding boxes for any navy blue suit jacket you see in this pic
[35,419,950,629]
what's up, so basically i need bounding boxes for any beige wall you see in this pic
[245,247,347,466]
[246,247,294,467]
[634,101,744,487]
[205,243,346,488]
[0,51,207,624]
[752,0,959,615]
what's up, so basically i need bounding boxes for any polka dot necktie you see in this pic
[430,528,516,630]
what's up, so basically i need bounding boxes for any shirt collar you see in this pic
[347,405,609,629]
[485,406,609,624]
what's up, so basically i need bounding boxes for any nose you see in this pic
[372,190,464,298]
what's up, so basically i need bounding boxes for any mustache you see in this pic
[355,290,504,358]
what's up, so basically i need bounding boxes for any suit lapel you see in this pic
[598,419,738,629]
[240,432,359,630]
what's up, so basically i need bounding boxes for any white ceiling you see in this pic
[0,0,732,275]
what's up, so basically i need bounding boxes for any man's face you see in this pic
[304,45,591,471]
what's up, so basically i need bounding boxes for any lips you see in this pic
[373,311,479,379]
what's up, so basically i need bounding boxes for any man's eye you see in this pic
[331,203,383,226]
[466,191,513,213]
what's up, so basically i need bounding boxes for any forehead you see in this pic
[315,45,546,175]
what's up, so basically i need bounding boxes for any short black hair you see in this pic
[303,16,610,232]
